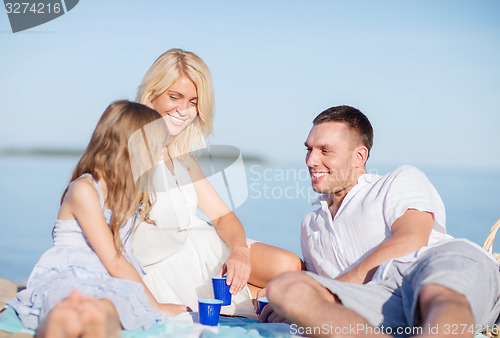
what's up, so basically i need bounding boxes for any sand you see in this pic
[0,279,32,338]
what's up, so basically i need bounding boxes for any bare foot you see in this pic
[37,291,85,338]
[36,290,121,338]
[81,298,121,338]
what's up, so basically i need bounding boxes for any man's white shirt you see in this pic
[301,165,453,279]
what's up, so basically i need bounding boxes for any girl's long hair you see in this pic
[61,100,167,251]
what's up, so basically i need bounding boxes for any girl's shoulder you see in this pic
[64,176,101,207]
[58,175,102,220]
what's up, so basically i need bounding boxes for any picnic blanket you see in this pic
[0,306,294,337]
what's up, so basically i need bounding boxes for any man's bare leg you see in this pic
[266,272,389,337]
[414,283,475,338]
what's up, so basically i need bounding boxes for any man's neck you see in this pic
[328,189,351,218]
[328,169,367,218]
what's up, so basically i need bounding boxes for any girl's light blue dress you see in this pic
[5,174,165,330]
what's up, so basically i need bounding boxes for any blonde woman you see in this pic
[133,49,302,318]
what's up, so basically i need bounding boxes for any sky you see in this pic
[1,0,500,170]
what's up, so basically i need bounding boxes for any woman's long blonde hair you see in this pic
[136,48,214,162]
[62,100,167,251]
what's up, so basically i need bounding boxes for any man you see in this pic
[300,105,449,283]
[261,106,500,337]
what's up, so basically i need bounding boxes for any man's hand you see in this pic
[336,209,434,284]
[335,265,378,284]
[217,246,251,295]
[259,303,289,324]
[253,288,267,314]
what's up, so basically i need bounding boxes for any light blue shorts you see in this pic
[309,241,500,336]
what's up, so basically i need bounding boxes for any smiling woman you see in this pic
[137,49,214,163]
[151,76,199,137]
[133,49,303,318]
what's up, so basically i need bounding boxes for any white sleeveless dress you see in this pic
[132,159,256,318]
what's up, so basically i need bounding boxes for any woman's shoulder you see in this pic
[184,156,206,180]
[184,155,199,170]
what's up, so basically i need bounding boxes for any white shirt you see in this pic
[301,165,452,279]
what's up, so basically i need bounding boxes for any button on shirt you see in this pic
[301,165,451,279]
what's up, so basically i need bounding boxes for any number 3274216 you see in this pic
[5,2,62,14]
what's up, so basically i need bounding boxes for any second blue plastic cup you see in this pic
[258,297,269,314]
[198,299,223,326]
[212,276,232,306]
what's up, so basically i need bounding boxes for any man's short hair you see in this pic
[313,105,373,157]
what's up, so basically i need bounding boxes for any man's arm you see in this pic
[336,209,434,284]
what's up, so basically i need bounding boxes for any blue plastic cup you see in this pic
[212,276,232,306]
[257,297,269,314]
[198,299,223,326]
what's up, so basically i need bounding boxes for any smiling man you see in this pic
[261,106,500,337]
[301,105,449,283]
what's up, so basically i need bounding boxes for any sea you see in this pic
[1,155,499,284]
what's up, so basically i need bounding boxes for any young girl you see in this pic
[133,49,303,318]
[5,100,188,337]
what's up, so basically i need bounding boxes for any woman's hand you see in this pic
[155,303,192,316]
[190,160,252,295]
[217,246,251,295]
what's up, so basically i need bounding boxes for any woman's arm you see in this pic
[188,160,251,295]
[64,177,189,316]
